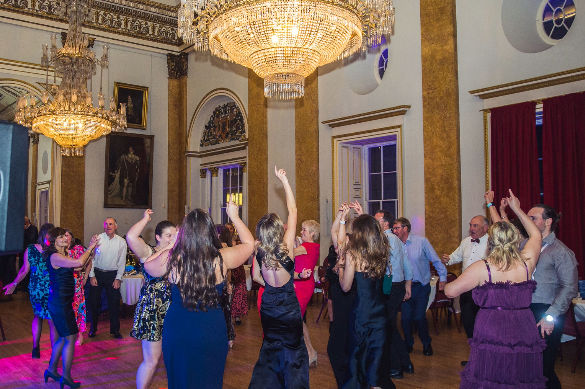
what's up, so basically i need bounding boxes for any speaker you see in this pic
[0,121,29,254]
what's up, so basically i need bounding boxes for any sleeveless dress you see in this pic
[68,245,87,332]
[131,247,171,342]
[230,264,249,318]
[163,282,228,389]
[249,253,309,388]
[294,241,320,316]
[460,261,546,388]
[343,272,393,389]
[46,252,78,337]
[27,244,51,319]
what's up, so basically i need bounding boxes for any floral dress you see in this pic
[68,245,87,332]
[27,244,51,319]
[131,247,172,342]
[230,265,248,318]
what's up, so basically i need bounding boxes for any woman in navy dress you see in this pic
[44,228,98,388]
[144,202,254,389]
[126,210,177,389]
[249,167,311,388]
[337,209,394,389]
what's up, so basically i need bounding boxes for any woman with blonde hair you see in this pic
[445,190,546,388]
[337,204,394,389]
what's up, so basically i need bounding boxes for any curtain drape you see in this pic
[490,101,540,208]
[542,91,585,278]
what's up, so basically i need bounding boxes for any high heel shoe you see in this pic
[309,354,318,368]
[32,347,40,359]
[60,376,81,388]
[44,369,61,383]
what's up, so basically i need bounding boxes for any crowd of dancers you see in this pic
[2,165,579,389]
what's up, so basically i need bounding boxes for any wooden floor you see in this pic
[1,293,584,389]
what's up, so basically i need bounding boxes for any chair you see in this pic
[428,272,461,334]
[315,261,330,324]
[561,302,585,373]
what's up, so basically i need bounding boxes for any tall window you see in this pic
[366,143,398,217]
[221,165,243,224]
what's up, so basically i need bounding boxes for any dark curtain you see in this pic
[490,101,540,207]
[542,92,585,278]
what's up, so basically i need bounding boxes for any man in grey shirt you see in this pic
[527,204,578,389]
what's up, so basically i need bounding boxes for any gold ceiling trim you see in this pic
[200,157,247,169]
[186,141,248,158]
[0,0,179,46]
[322,105,410,128]
[469,67,585,100]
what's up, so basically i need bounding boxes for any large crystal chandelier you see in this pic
[178,0,394,99]
[15,0,126,156]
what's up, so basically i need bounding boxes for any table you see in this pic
[121,274,144,305]
[561,297,585,342]
[426,276,460,312]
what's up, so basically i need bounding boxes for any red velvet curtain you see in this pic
[542,92,585,278]
[490,101,540,208]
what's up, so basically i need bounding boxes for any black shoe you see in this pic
[235,318,242,325]
[110,332,123,339]
[389,369,403,379]
[423,344,433,356]
[32,347,40,359]
[461,360,468,367]
[403,363,414,374]
[88,330,96,338]
[407,344,413,353]
[44,369,61,383]
[60,376,81,389]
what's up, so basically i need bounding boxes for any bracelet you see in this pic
[486,202,493,208]
[340,220,346,225]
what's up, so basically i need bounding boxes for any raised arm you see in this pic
[51,235,99,269]
[126,209,154,261]
[506,189,541,272]
[485,190,502,223]
[330,203,347,251]
[2,248,31,295]
[220,201,255,270]
[336,203,351,250]
[275,166,297,255]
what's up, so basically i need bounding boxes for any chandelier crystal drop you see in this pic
[15,0,126,156]
[178,0,395,99]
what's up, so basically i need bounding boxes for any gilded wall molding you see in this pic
[200,157,247,170]
[167,52,188,79]
[322,105,410,128]
[185,141,248,158]
[0,0,179,46]
[469,67,585,100]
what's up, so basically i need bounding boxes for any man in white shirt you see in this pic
[442,215,488,365]
[88,217,127,339]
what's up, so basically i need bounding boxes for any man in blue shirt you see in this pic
[392,217,447,356]
[374,210,414,379]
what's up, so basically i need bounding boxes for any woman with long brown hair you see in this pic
[144,202,254,388]
[336,206,394,389]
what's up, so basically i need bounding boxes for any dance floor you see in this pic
[1,292,584,388]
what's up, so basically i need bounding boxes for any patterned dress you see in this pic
[131,247,172,342]
[68,245,87,332]
[230,265,248,318]
[27,244,51,319]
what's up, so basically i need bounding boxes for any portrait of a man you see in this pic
[114,82,148,129]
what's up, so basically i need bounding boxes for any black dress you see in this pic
[45,251,78,337]
[343,272,394,389]
[249,253,309,388]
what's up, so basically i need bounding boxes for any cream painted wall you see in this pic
[456,0,585,237]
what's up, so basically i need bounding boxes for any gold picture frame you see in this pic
[114,82,148,129]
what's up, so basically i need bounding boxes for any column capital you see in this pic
[200,168,208,178]
[167,53,188,79]
[209,167,219,177]
[29,133,40,144]
[240,162,247,173]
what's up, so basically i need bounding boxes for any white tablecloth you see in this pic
[426,276,460,312]
[121,275,144,305]
[561,297,585,342]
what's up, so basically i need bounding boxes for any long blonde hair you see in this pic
[486,221,525,271]
[255,213,289,270]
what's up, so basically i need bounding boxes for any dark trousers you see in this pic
[401,282,431,348]
[88,269,121,333]
[531,303,565,389]
[384,281,412,370]
[327,282,356,388]
[460,290,480,339]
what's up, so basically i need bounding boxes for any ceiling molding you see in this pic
[469,67,585,100]
[186,141,248,158]
[322,105,411,128]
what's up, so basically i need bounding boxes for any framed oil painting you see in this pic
[104,133,153,208]
[114,82,148,129]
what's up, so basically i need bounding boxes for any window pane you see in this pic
[383,144,396,172]
[221,208,227,224]
[223,169,230,189]
[369,147,381,173]
[369,174,381,200]
[382,201,397,220]
[368,201,381,216]
[383,172,397,199]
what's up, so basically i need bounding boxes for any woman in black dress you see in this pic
[337,211,394,389]
[44,228,98,388]
[249,167,311,388]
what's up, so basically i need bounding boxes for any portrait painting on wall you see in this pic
[104,133,153,208]
[114,82,148,129]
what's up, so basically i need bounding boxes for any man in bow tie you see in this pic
[441,215,489,365]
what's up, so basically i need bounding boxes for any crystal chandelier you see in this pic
[178,0,395,99]
[15,0,126,156]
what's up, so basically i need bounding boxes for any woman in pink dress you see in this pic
[293,219,320,367]
[64,230,88,346]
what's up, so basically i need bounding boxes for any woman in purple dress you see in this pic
[445,190,546,388]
